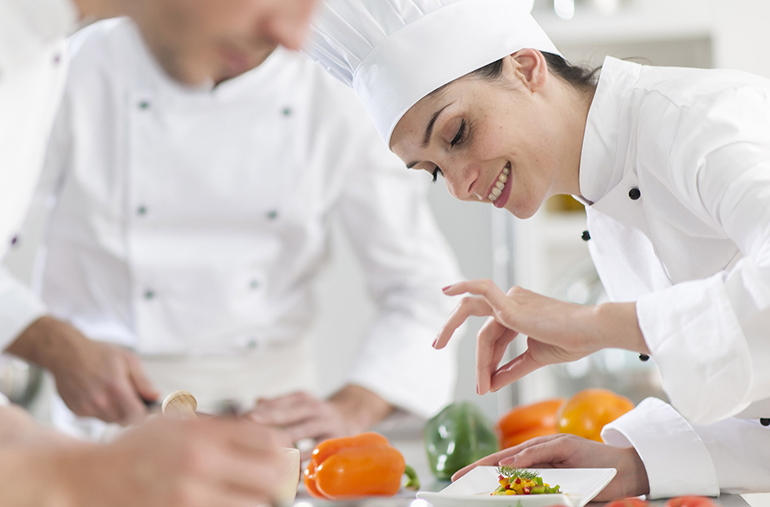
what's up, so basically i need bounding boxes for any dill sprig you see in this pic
[495,465,540,480]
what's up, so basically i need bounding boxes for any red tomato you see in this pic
[604,498,650,507]
[665,496,718,507]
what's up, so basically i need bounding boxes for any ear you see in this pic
[507,48,548,92]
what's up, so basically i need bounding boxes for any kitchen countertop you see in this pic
[290,430,770,507]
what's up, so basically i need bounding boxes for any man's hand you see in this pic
[7,316,159,425]
[452,433,650,502]
[0,416,284,507]
[245,385,392,459]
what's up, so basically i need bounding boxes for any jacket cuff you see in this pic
[601,397,720,499]
[0,270,47,351]
[636,274,752,425]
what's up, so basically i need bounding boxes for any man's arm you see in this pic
[0,406,285,507]
[7,316,159,425]
[0,403,75,448]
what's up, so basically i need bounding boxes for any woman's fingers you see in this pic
[476,318,518,395]
[489,349,545,392]
[499,434,577,468]
[443,280,512,317]
[433,296,493,349]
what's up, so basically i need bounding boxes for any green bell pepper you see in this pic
[424,401,499,480]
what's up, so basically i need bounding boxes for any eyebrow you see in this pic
[423,103,452,148]
[406,102,454,169]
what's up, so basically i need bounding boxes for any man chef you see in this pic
[2,16,463,445]
[1,0,319,505]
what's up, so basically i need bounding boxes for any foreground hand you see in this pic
[453,434,649,501]
[434,280,646,395]
[8,316,159,425]
[57,417,283,507]
[245,385,392,459]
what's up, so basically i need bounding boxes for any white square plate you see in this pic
[416,467,617,507]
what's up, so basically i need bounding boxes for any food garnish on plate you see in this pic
[492,466,562,496]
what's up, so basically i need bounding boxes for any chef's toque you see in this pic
[304,0,560,144]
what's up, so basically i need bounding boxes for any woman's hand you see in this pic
[434,280,648,395]
[452,434,650,502]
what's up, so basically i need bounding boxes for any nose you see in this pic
[261,0,318,50]
[444,162,481,200]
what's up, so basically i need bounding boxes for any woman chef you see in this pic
[303,0,770,499]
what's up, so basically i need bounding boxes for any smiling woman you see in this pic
[304,0,770,500]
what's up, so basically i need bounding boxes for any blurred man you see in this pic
[3,17,462,447]
[1,0,315,504]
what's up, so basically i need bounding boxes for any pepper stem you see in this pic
[404,465,420,491]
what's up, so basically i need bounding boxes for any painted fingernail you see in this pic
[476,383,480,395]
[442,285,452,292]
[432,337,439,348]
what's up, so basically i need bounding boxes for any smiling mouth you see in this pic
[487,163,511,205]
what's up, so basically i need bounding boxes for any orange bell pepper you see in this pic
[557,388,634,442]
[303,432,419,500]
[496,398,565,449]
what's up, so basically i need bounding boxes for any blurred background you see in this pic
[3,0,770,425]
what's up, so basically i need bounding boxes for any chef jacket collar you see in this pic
[579,57,643,204]
[129,20,287,105]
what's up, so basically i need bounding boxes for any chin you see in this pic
[506,200,539,220]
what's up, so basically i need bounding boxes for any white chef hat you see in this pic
[304,0,560,144]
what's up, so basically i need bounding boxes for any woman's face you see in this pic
[390,50,580,219]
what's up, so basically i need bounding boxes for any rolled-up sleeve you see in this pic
[601,397,720,498]
[603,397,770,497]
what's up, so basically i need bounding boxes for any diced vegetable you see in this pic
[491,466,563,496]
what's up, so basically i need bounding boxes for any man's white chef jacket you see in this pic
[0,18,463,418]
[584,58,770,496]
[0,0,78,340]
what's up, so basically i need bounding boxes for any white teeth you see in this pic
[488,165,510,201]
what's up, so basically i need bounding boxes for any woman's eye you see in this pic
[450,120,466,147]
[431,167,443,183]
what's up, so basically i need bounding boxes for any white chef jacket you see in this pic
[0,0,77,341]
[581,57,770,426]
[0,18,462,418]
[583,57,770,496]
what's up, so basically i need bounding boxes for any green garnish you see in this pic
[495,465,540,481]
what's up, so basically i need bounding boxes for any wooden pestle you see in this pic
[162,390,198,419]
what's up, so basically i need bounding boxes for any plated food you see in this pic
[492,467,562,496]
[416,466,616,507]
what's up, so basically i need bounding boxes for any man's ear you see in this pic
[507,48,548,92]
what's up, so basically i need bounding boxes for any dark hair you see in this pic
[470,52,599,93]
